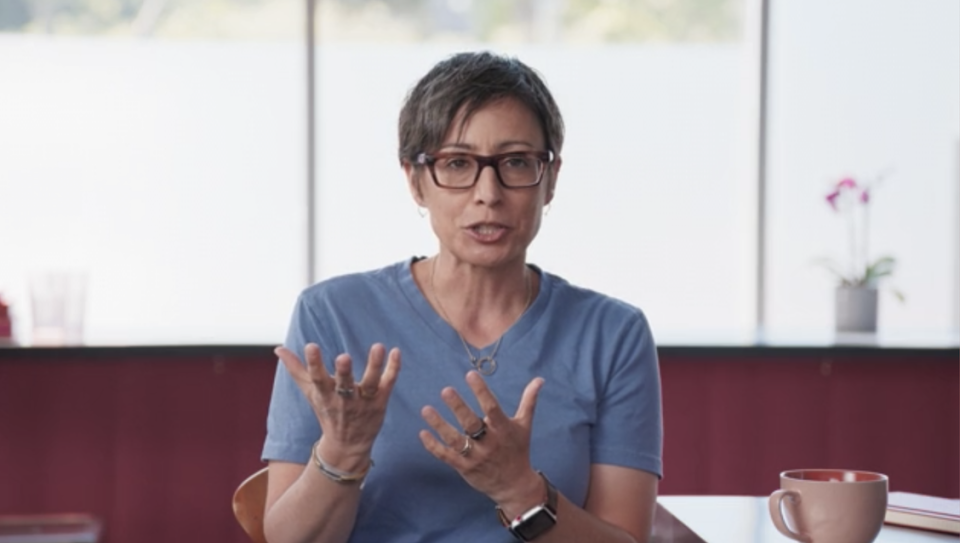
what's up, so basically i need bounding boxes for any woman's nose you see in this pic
[472,163,504,204]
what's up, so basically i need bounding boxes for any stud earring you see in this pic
[417,206,427,218]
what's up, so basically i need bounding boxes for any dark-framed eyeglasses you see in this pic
[415,150,555,189]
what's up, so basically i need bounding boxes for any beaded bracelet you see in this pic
[311,440,374,485]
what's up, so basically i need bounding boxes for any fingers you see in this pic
[275,343,354,397]
[276,344,333,395]
[381,347,402,391]
[441,386,485,433]
[333,353,356,394]
[304,344,331,389]
[356,343,385,396]
[419,429,458,462]
[356,345,402,399]
[276,343,403,401]
[275,345,305,380]
[465,371,508,424]
[514,377,545,427]
[457,372,545,429]
[420,405,468,456]
[420,374,545,473]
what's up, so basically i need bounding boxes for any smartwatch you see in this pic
[498,472,558,542]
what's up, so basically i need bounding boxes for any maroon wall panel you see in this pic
[0,347,956,543]
[0,350,276,543]
[658,352,959,498]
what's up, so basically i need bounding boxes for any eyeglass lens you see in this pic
[433,154,544,188]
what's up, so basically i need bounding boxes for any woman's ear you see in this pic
[545,156,562,204]
[402,160,426,206]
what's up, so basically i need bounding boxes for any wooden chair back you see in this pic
[232,467,269,543]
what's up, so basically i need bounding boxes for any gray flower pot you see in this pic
[835,286,878,333]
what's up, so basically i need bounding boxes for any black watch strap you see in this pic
[542,472,558,513]
[497,472,558,541]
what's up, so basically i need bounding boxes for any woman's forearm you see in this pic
[535,494,645,543]
[264,343,399,543]
[491,493,646,543]
[494,471,653,543]
[263,461,365,543]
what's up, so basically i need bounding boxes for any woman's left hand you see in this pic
[419,371,546,511]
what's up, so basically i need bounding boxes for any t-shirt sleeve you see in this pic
[261,293,336,464]
[591,311,663,479]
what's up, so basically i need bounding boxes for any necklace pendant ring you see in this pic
[473,356,497,376]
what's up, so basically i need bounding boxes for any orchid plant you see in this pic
[817,174,902,298]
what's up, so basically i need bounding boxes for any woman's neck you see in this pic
[421,254,535,347]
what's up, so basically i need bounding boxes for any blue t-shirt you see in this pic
[263,258,662,543]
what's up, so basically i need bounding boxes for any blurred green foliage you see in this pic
[0,0,740,41]
[565,0,740,42]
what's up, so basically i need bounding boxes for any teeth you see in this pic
[473,225,501,235]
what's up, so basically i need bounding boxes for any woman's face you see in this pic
[405,97,560,270]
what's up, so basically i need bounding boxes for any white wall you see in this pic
[765,0,960,335]
[314,44,758,340]
[0,37,306,344]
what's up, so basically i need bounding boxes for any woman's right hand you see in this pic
[275,343,401,468]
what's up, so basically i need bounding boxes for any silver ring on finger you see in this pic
[458,435,473,457]
[466,421,487,441]
[336,386,354,397]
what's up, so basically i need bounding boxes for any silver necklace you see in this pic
[429,258,532,376]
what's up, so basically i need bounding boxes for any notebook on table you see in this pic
[884,491,960,535]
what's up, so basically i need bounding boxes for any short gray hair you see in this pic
[398,51,565,163]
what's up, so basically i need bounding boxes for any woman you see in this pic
[261,51,662,543]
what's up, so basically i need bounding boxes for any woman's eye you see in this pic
[503,156,532,169]
[442,158,471,170]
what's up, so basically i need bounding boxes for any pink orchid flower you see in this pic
[820,171,896,289]
[826,190,841,210]
[826,177,869,210]
[837,177,857,189]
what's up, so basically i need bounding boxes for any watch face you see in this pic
[512,507,557,541]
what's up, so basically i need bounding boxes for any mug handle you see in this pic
[768,489,812,543]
